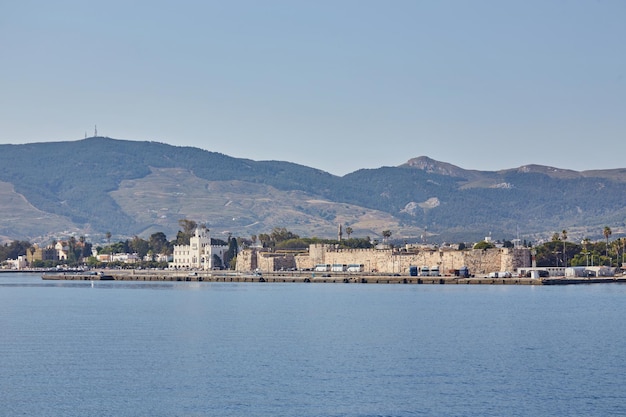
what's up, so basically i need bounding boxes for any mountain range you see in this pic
[0,137,624,244]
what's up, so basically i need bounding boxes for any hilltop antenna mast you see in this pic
[94,125,98,137]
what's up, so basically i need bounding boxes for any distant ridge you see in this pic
[402,156,489,183]
[0,137,625,243]
[404,156,470,177]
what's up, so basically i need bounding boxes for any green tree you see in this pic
[341,237,374,249]
[535,240,559,267]
[603,226,612,262]
[130,236,150,259]
[179,219,198,234]
[611,239,622,268]
[473,240,495,250]
[382,230,392,243]
[258,233,271,248]
[345,227,353,239]
[149,232,169,255]
[224,236,239,268]
[175,219,198,245]
[86,256,100,267]
[31,259,45,268]
[270,227,299,244]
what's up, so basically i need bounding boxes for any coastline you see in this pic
[40,270,626,285]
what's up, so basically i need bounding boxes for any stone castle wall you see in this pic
[235,250,297,272]
[236,244,531,275]
[236,248,258,271]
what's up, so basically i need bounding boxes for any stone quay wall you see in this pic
[236,244,531,275]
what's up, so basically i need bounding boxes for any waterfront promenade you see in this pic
[40,270,626,285]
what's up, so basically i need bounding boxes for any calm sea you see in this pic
[1,273,626,416]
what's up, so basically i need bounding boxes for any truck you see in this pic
[453,266,470,278]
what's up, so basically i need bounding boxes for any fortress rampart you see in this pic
[236,244,531,275]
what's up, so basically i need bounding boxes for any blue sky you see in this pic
[1,0,624,175]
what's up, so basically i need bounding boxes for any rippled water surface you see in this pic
[2,273,626,416]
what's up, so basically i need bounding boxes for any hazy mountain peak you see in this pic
[402,156,469,178]
[509,164,583,179]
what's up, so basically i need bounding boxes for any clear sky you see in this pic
[1,0,624,176]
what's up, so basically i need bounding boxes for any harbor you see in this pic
[41,270,626,285]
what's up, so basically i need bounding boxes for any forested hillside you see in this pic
[0,137,624,242]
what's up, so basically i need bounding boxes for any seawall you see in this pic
[41,271,626,285]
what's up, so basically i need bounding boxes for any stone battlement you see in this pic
[236,244,531,275]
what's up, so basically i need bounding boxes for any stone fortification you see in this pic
[236,244,531,275]
[236,248,258,271]
[235,249,299,272]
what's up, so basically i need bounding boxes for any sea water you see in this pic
[1,273,626,416]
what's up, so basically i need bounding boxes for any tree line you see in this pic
[535,227,625,267]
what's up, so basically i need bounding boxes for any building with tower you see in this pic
[169,227,228,270]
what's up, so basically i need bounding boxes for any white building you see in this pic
[96,253,141,263]
[144,254,173,263]
[55,241,69,260]
[7,255,28,270]
[169,227,228,270]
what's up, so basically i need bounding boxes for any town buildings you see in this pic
[26,244,59,264]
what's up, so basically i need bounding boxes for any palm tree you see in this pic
[603,226,612,263]
[582,237,591,266]
[561,230,567,267]
[382,230,392,243]
[105,231,112,245]
[612,239,622,268]
[582,237,590,250]
[345,227,353,239]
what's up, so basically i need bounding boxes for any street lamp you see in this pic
[554,250,560,267]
